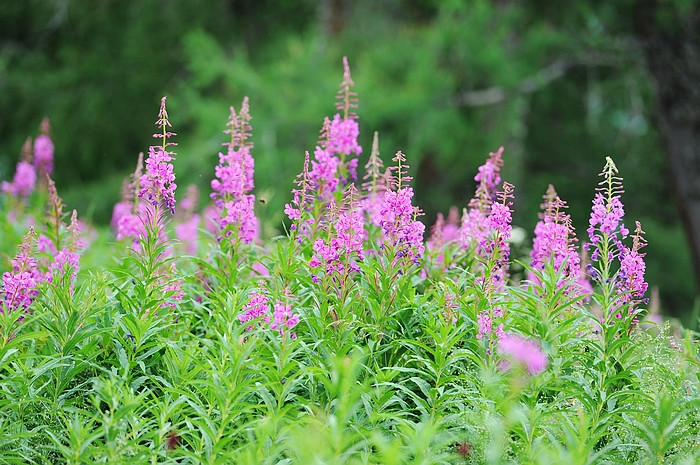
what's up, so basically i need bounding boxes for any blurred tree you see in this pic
[633,0,700,293]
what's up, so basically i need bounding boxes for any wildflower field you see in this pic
[1,58,699,464]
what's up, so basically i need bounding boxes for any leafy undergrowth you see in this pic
[1,59,698,464]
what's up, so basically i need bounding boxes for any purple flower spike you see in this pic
[34,118,54,177]
[210,98,259,244]
[139,97,178,214]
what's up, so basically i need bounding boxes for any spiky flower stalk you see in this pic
[378,151,425,269]
[459,147,505,259]
[585,157,631,321]
[307,57,362,209]
[34,117,54,179]
[529,184,590,299]
[139,96,178,215]
[210,98,258,245]
[113,153,147,247]
[1,228,41,314]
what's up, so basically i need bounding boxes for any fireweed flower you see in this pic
[240,290,301,339]
[584,157,649,328]
[112,153,146,247]
[46,210,82,294]
[360,132,388,228]
[529,185,590,298]
[174,213,201,256]
[584,158,640,318]
[477,182,515,290]
[270,301,300,339]
[210,98,259,244]
[585,158,628,259]
[34,118,54,177]
[376,151,425,266]
[307,57,362,204]
[613,221,648,318]
[285,152,316,240]
[309,184,365,283]
[459,147,505,256]
[2,161,37,198]
[139,96,178,215]
[428,207,461,251]
[1,228,42,314]
[443,291,459,324]
[476,307,505,347]
[174,184,201,255]
[497,333,548,375]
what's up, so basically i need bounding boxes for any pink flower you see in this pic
[34,134,54,176]
[2,161,37,198]
[210,99,259,243]
[111,201,133,230]
[476,307,504,342]
[2,229,42,313]
[379,187,425,263]
[498,334,548,375]
[613,221,648,316]
[175,213,200,255]
[239,292,270,327]
[309,145,340,200]
[139,96,178,214]
[328,114,362,160]
[587,193,627,245]
[270,301,300,338]
[139,145,177,214]
[221,194,258,244]
[470,147,504,212]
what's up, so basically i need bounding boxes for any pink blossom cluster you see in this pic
[1,230,42,313]
[1,161,37,198]
[308,115,362,201]
[34,134,54,177]
[529,186,590,297]
[306,59,362,203]
[459,147,505,255]
[427,207,461,252]
[270,301,300,339]
[175,215,200,255]
[113,202,147,246]
[221,195,257,244]
[497,333,548,375]
[476,183,514,288]
[43,210,83,295]
[239,292,300,339]
[309,195,365,281]
[174,184,200,255]
[309,140,341,200]
[476,307,504,342]
[239,292,271,328]
[471,146,504,212]
[139,97,178,214]
[379,186,425,264]
[587,192,628,249]
[34,118,54,177]
[360,132,389,228]
[613,221,649,317]
[285,152,316,238]
[211,147,254,203]
[210,99,259,244]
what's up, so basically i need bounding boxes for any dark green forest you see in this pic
[1,0,698,323]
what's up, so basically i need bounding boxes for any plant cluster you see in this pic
[1,59,699,464]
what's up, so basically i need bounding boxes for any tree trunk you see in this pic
[634,0,700,293]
